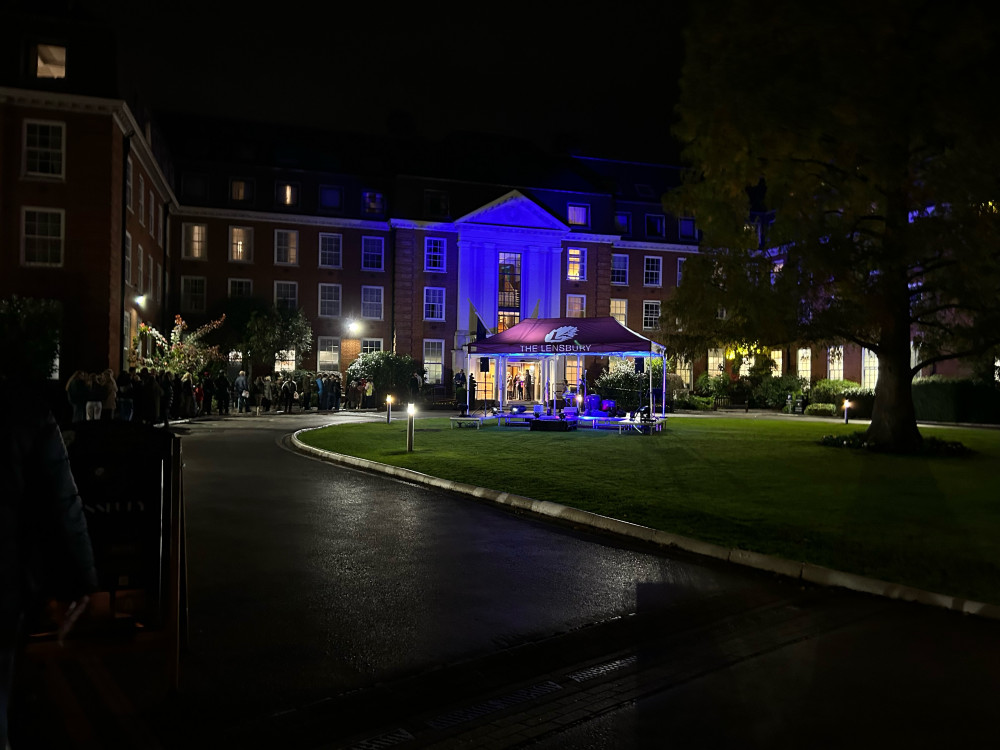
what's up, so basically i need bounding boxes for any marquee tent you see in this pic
[467,316,669,416]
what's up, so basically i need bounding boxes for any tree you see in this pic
[206,295,272,371]
[131,314,226,374]
[246,307,313,373]
[346,350,423,404]
[0,296,61,381]
[664,0,1000,451]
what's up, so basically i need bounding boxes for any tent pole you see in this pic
[661,347,667,417]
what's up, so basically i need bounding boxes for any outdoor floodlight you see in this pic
[844,399,851,424]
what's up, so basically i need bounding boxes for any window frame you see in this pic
[362,190,385,215]
[566,294,586,318]
[610,298,627,327]
[126,157,133,211]
[361,338,383,354]
[124,231,133,286]
[566,247,587,281]
[424,237,446,272]
[319,185,343,211]
[276,182,299,208]
[611,254,629,286]
[645,213,666,238]
[318,283,342,318]
[21,206,65,267]
[613,212,631,235]
[642,300,661,330]
[274,280,299,311]
[676,257,686,287]
[679,216,697,239]
[567,203,590,227]
[361,236,385,272]
[23,119,65,179]
[182,222,207,260]
[180,275,207,313]
[361,285,384,320]
[317,336,340,371]
[319,232,343,269]
[643,256,662,287]
[423,339,445,385]
[229,226,253,263]
[228,278,253,298]
[274,229,299,266]
[423,287,446,321]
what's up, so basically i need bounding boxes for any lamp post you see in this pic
[844,399,851,424]
[406,403,415,452]
[386,394,393,424]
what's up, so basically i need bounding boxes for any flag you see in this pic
[469,300,490,341]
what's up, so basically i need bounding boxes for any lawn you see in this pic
[297,416,1000,605]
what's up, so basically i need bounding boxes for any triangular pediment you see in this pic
[456,190,568,231]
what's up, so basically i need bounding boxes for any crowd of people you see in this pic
[63,368,389,424]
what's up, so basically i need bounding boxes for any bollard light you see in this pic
[844,399,851,424]
[406,403,415,452]
[386,394,393,424]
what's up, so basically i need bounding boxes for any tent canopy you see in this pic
[470,317,665,358]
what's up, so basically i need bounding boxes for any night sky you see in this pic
[82,1,688,163]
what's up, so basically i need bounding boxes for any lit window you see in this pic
[230,226,253,262]
[319,233,342,268]
[231,179,253,202]
[317,337,340,370]
[614,212,631,234]
[229,278,252,298]
[35,44,66,78]
[827,346,844,380]
[275,229,298,265]
[566,295,586,318]
[676,355,693,388]
[425,237,446,272]
[275,348,296,373]
[362,236,384,271]
[319,185,342,210]
[319,283,342,318]
[679,217,697,239]
[24,121,64,177]
[362,286,383,319]
[423,339,444,385]
[567,247,587,281]
[22,208,63,266]
[642,300,661,330]
[361,338,382,354]
[862,348,879,389]
[183,223,207,260]
[363,191,384,214]
[424,287,445,321]
[277,182,298,207]
[610,299,627,326]
[275,281,298,311]
[798,348,811,382]
[771,349,782,375]
[180,276,206,313]
[676,257,685,286]
[644,256,662,286]
[567,204,590,226]
[708,348,725,374]
[611,254,628,285]
[645,214,665,237]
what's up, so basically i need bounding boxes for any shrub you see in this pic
[750,373,808,409]
[804,403,837,417]
[912,377,1000,424]
[811,378,862,405]
[674,393,715,411]
[840,386,875,419]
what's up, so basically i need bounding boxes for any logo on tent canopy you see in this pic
[544,326,578,344]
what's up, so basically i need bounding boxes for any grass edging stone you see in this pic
[291,425,1000,621]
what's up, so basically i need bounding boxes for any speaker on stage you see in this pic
[479,357,490,373]
[635,358,645,373]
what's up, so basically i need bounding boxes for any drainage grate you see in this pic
[426,681,563,729]
[567,655,638,683]
[347,728,415,749]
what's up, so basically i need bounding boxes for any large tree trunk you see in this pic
[866,335,922,452]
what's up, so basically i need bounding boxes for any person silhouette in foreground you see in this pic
[1,395,98,747]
